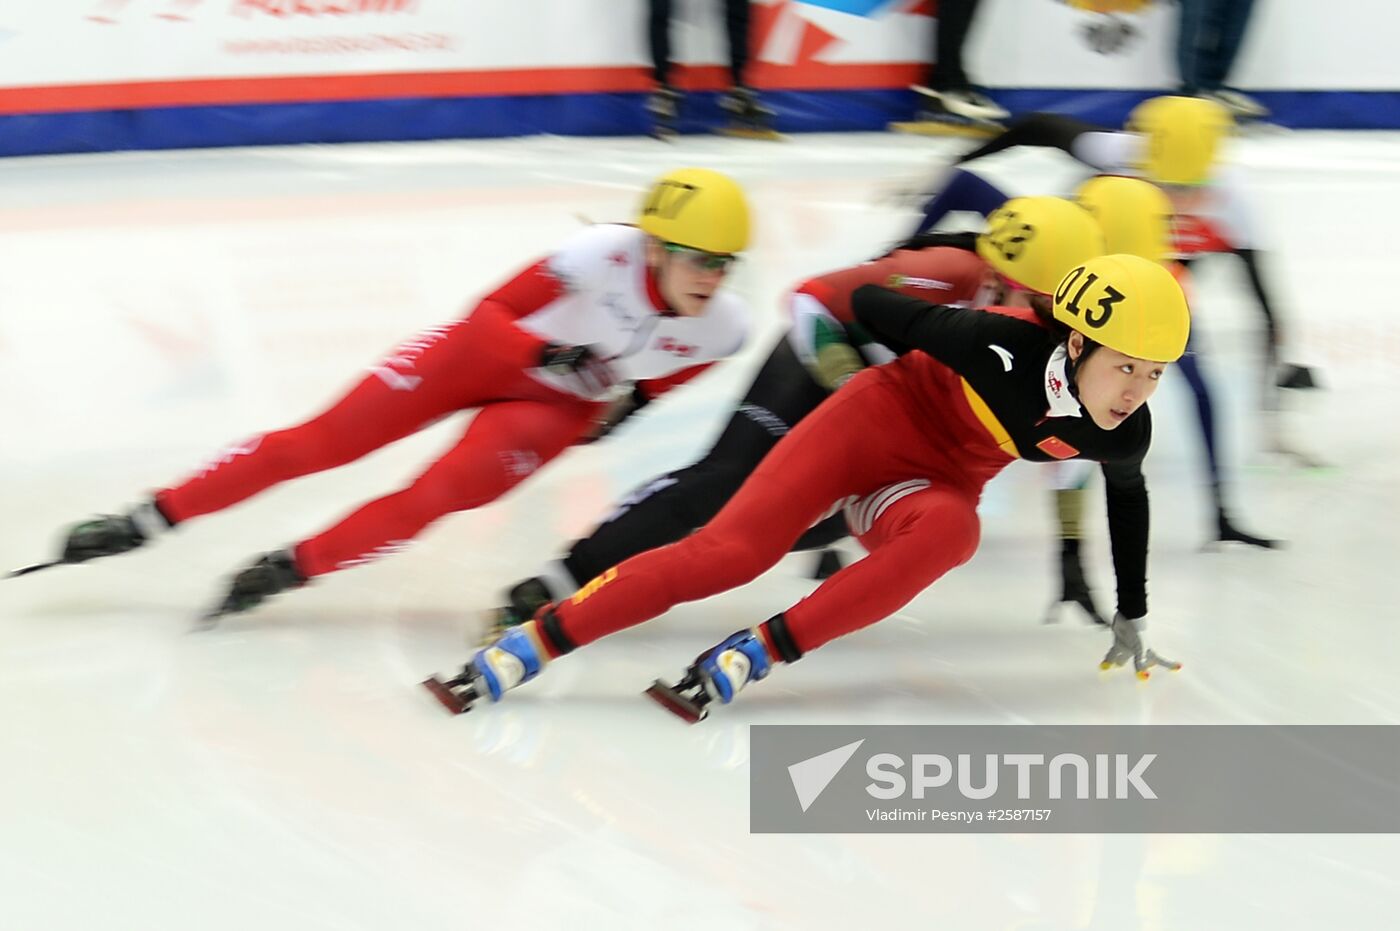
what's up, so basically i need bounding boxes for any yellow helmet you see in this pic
[976,196,1106,295]
[637,167,751,254]
[1126,95,1233,186]
[1074,175,1173,265]
[1052,254,1189,362]
[1064,0,1152,11]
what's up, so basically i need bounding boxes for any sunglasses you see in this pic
[664,242,739,272]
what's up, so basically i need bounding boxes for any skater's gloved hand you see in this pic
[808,312,866,390]
[814,341,864,391]
[539,343,616,395]
[1100,613,1181,680]
[576,392,639,445]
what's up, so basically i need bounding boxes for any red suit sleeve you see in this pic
[462,259,563,369]
[794,246,988,324]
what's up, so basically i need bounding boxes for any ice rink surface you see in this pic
[2,128,1398,930]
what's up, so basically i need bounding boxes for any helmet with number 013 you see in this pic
[976,196,1106,295]
[637,167,751,254]
[1052,253,1189,362]
[1074,175,1173,265]
[1126,95,1233,186]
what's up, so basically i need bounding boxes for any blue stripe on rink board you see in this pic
[3,89,1397,158]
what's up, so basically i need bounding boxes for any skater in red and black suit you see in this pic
[481,195,1106,643]
[425,252,1192,720]
[38,169,753,622]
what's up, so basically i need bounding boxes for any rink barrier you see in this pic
[1,88,1397,157]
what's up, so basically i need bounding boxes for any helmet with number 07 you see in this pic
[637,167,751,254]
[1052,253,1190,363]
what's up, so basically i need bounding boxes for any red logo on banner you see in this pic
[87,0,202,23]
[742,0,930,89]
[234,0,420,17]
[86,0,419,22]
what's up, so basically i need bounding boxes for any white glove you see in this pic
[1100,613,1182,680]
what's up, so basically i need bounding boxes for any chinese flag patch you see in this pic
[1036,436,1080,460]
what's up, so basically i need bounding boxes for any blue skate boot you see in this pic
[646,627,774,723]
[423,619,551,715]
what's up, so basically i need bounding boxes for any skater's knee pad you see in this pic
[1055,488,1088,539]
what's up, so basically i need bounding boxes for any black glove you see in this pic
[539,343,616,395]
[575,391,642,445]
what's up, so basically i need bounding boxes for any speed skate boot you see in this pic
[718,86,778,140]
[1044,539,1108,626]
[9,500,174,579]
[891,85,1006,138]
[480,576,554,646]
[1214,503,1280,550]
[646,84,681,140]
[424,617,555,714]
[62,500,170,565]
[200,548,306,625]
[646,627,774,723]
[1205,88,1270,121]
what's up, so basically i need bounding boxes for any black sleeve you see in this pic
[1233,248,1282,366]
[851,284,989,362]
[954,112,1106,165]
[1101,442,1150,620]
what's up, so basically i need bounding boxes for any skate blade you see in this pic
[1074,600,1109,627]
[191,607,228,632]
[1043,600,1108,626]
[644,680,707,724]
[422,676,475,715]
[5,560,65,579]
[1209,536,1282,551]
[717,127,783,142]
[888,120,1000,139]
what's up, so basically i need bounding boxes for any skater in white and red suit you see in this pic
[39,168,753,622]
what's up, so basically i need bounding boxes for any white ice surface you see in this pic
[2,129,1399,930]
